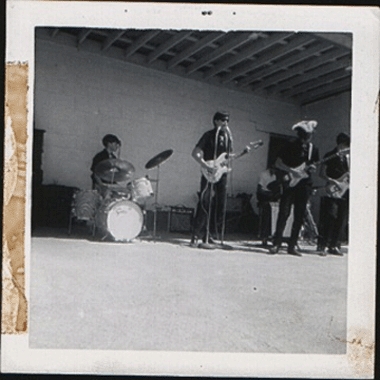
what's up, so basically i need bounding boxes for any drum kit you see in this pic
[70,149,173,242]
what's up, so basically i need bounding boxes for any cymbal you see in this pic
[145,149,173,169]
[94,158,135,182]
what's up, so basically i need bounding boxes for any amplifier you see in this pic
[170,206,194,233]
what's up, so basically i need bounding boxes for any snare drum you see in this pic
[95,198,143,241]
[71,190,101,220]
[131,177,154,203]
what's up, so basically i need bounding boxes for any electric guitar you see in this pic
[325,172,349,198]
[283,148,350,188]
[201,140,263,183]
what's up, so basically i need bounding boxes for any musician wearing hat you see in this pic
[91,134,134,198]
[269,120,319,256]
[190,111,234,247]
[317,132,350,256]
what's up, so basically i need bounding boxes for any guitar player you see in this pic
[190,111,234,247]
[317,132,350,256]
[269,120,319,256]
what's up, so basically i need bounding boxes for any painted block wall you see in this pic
[301,91,351,159]
[34,39,302,212]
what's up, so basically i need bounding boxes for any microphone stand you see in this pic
[197,181,215,249]
[219,128,234,250]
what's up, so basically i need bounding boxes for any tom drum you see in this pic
[131,177,154,204]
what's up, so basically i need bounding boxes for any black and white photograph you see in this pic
[2,1,378,378]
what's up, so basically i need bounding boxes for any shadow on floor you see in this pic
[32,224,348,257]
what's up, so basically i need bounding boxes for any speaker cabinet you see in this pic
[169,207,194,233]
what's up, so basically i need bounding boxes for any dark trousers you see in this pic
[318,196,349,249]
[192,174,227,239]
[273,184,312,248]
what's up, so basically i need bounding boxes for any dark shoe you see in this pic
[268,245,280,254]
[317,246,327,256]
[203,235,217,244]
[287,246,302,257]
[328,247,343,256]
[190,236,199,248]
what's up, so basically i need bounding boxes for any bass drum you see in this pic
[95,199,143,241]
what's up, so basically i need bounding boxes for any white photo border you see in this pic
[3,1,379,378]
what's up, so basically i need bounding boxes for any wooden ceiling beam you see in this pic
[148,31,193,64]
[125,30,161,58]
[167,32,225,69]
[77,29,92,46]
[294,77,351,103]
[281,68,351,97]
[186,32,257,75]
[246,49,347,91]
[223,34,313,84]
[203,32,291,80]
[314,33,352,50]
[102,30,125,52]
[240,43,332,89]
[274,56,351,94]
[51,28,60,38]
[299,85,352,105]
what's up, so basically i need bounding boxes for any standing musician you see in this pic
[317,132,350,256]
[269,120,319,256]
[190,111,234,246]
[91,134,130,198]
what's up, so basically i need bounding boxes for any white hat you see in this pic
[292,120,318,133]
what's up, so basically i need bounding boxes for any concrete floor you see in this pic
[29,227,348,354]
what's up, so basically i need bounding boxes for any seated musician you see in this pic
[268,120,319,256]
[317,132,350,256]
[256,166,282,246]
[91,134,132,198]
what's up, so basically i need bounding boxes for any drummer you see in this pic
[91,134,132,198]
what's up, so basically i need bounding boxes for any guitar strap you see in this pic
[308,143,313,161]
[346,153,350,168]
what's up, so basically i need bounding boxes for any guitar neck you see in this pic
[233,150,248,160]
[317,148,350,166]
[230,140,264,160]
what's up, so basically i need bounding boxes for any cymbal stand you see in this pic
[152,164,161,242]
[143,149,174,242]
